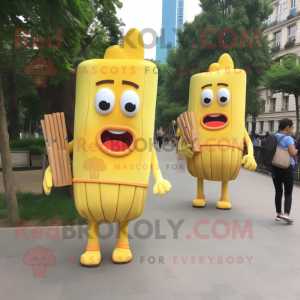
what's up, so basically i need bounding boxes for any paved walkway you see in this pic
[0,169,43,194]
[1,146,300,300]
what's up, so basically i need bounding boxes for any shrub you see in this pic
[10,146,46,155]
[9,136,45,148]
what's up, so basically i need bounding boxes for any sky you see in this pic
[116,0,202,59]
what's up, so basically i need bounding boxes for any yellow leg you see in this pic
[112,221,132,264]
[193,178,206,208]
[216,181,231,210]
[80,220,101,267]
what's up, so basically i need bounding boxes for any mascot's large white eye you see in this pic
[95,88,115,115]
[120,90,140,117]
[217,88,230,105]
[201,89,214,106]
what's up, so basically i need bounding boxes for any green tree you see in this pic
[31,2,124,140]
[246,88,265,136]
[262,54,300,139]
[164,0,274,122]
[146,59,187,132]
[0,44,42,138]
[0,0,122,221]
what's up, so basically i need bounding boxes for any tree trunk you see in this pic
[0,71,20,221]
[28,115,31,135]
[8,45,20,140]
[37,73,76,141]
[251,117,256,138]
[7,70,20,140]
[295,93,299,140]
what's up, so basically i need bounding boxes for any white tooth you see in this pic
[209,115,220,117]
[108,130,126,135]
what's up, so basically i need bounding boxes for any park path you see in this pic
[0,146,300,300]
[0,169,43,194]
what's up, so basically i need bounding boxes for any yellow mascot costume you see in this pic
[43,29,172,266]
[179,53,256,210]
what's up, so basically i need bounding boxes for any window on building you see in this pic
[289,26,296,42]
[291,0,297,9]
[283,96,289,110]
[274,32,281,47]
[267,15,271,26]
[270,98,276,111]
[277,4,282,22]
[260,121,264,133]
[262,100,266,112]
[269,121,274,132]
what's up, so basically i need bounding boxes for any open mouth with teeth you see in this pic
[101,130,133,151]
[201,113,229,130]
[96,126,137,157]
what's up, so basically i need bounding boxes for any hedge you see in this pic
[10,146,46,156]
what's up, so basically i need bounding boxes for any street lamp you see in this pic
[172,120,176,138]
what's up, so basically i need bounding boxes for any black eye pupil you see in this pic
[99,101,110,111]
[220,96,227,103]
[204,98,211,104]
[125,103,136,112]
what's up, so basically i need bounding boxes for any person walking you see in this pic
[261,132,270,146]
[157,127,164,149]
[272,119,297,223]
[253,134,261,146]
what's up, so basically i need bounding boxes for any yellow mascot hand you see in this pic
[241,155,257,171]
[43,166,53,195]
[153,179,172,195]
[185,144,194,159]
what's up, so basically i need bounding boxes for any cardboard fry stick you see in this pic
[61,112,72,184]
[177,117,189,146]
[40,120,48,148]
[44,115,58,187]
[183,112,191,133]
[52,113,66,185]
[48,114,63,186]
[179,115,192,144]
[57,113,70,184]
[41,119,54,171]
[188,112,201,153]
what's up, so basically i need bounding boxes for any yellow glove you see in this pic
[185,144,194,159]
[43,166,53,195]
[241,155,257,171]
[153,179,172,195]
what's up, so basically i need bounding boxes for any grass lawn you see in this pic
[0,192,87,227]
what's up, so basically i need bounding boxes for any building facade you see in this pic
[156,0,186,64]
[246,0,300,136]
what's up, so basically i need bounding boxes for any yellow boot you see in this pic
[216,182,231,210]
[80,220,101,267]
[112,221,132,264]
[193,179,206,208]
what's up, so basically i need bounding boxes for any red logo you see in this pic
[24,56,57,88]
[23,246,56,277]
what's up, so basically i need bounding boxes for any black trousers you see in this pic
[158,137,163,148]
[272,166,294,214]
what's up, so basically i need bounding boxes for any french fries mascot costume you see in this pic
[179,54,256,210]
[43,29,172,266]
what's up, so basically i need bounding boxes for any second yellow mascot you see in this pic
[179,54,256,210]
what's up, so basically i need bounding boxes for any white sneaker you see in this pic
[281,215,293,223]
[275,215,283,221]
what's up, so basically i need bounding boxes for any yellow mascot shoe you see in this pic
[112,241,132,264]
[80,244,101,267]
[192,195,206,208]
[216,198,231,210]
